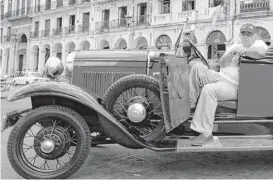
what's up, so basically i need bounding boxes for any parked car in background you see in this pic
[13,72,50,85]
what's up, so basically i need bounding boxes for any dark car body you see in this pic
[70,50,162,97]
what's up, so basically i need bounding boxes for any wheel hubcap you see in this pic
[41,139,55,153]
[127,102,147,123]
[34,126,72,160]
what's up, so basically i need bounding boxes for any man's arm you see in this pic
[244,43,268,59]
[219,43,240,68]
[219,51,233,68]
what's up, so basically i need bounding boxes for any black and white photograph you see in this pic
[1,0,273,179]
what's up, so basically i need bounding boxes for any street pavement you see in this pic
[1,86,273,179]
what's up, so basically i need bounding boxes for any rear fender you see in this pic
[6,82,168,150]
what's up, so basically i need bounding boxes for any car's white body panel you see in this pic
[13,72,50,85]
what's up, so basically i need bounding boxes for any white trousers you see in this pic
[189,63,238,135]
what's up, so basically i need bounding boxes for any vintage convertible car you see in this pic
[2,22,273,179]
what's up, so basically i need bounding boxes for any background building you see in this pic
[1,0,273,76]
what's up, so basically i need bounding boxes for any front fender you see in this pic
[7,82,170,151]
[8,81,101,103]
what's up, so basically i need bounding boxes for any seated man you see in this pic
[189,23,268,146]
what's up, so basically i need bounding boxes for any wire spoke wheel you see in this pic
[103,75,166,145]
[20,118,78,172]
[111,86,163,138]
[7,106,91,179]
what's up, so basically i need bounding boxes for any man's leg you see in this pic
[190,81,238,145]
[189,63,221,108]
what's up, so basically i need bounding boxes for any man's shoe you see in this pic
[191,134,214,146]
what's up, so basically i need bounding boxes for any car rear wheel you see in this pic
[7,105,91,179]
[102,74,166,147]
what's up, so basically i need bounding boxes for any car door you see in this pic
[237,58,273,117]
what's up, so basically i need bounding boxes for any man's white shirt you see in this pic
[219,40,268,85]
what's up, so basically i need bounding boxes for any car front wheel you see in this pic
[7,105,91,179]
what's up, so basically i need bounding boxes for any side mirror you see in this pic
[44,56,64,79]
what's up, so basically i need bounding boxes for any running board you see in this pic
[176,135,273,152]
[188,119,273,124]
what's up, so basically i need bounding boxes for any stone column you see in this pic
[62,48,69,68]
[235,0,240,15]
[4,0,8,13]
[76,9,80,33]
[25,38,31,70]
[9,42,18,76]
[19,0,23,16]
[38,48,45,73]
[6,50,12,75]
[2,51,8,74]
[50,44,54,57]
[29,50,34,71]
[13,0,17,13]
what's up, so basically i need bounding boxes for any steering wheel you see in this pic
[187,39,210,69]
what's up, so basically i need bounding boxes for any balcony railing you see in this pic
[119,17,127,27]
[78,23,90,33]
[2,0,91,20]
[96,19,128,33]
[152,13,171,25]
[137,15,150,26]
[96,16,151,33]
[45,2,51,10]
[53,27,63,35]
[30,31,39,38]
[41,29,51,37]
[66,25,76,33]
[56,1,63,8]
[240,0,269,12]
[177,10,197,21]
[69,0,76,5]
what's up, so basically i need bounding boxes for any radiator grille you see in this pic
[84,71,135,97]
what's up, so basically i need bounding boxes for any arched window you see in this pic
[182,33,197,57]
[206,30,226,60]
[156,35,172,50]
[135,37,148,49]
[256,26,271,46]
[115,39,127,49]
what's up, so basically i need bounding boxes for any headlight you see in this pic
[148,51,161,62]
[44,57,64,79]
